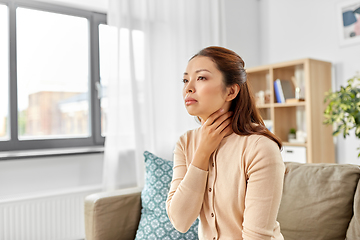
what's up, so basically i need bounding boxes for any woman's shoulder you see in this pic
[230,132,276,146]
[227,134,283,171]
[228,134,281,161]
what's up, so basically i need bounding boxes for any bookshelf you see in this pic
[247,58,335,164]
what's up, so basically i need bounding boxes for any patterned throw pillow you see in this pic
[135,151,199,240]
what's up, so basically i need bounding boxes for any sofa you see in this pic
[84,161,360,240]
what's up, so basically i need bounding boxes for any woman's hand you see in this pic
[192,109,233,170]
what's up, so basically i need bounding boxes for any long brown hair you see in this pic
[191,46,282,149]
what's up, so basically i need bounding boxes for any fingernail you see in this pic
[220,109,224,112]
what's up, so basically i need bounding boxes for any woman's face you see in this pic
[183,56,231,122]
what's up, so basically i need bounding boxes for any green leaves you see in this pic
[323,74,360,157]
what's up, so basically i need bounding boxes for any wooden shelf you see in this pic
[282,142,307,147]
[256,103,272,108]
[273,102,306,108]
[248,58,335,164]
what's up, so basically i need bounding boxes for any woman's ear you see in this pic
[226,84,240,102]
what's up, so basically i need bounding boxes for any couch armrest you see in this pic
[84,187,142,240]
[347,179,360,239]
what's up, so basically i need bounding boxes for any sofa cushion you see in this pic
[134,151,199,240]
[277,162,360,240]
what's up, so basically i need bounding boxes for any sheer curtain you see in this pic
[103,0,225,190]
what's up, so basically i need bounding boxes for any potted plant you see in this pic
[288,128,296,141]
[323,73,360,156]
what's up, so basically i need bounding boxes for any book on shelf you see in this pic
[274,79,284,103]
[274,79,295,103]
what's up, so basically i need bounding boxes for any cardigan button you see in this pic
[211,213,214,217]
[209,188,212,192]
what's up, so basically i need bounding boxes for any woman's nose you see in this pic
[185,81,195,93]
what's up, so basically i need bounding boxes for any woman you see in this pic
[166,46,285,240]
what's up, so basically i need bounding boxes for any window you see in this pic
[99,24,112,137]
[17,8,89,139]
[0,4,9,141]
[0,0,106,152]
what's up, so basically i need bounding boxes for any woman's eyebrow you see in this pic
[196,69,211,73]
[183,69,211,75]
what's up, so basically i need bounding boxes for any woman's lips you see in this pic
[185,97,198,105]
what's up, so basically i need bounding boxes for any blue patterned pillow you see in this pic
[135,151,199,240]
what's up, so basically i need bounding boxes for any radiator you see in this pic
[0,185,102,240]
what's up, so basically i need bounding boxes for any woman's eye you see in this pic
[182,79,188,83]
[197,76,206,80]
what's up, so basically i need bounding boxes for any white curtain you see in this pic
[103,0,226,190]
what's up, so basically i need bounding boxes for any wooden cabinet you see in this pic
[247,58,335,163]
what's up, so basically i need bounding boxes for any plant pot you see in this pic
[288,133,296,142]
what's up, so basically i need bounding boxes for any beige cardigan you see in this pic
[166,128,285,240]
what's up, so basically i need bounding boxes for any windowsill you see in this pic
[0,146,104,161]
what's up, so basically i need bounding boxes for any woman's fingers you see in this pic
[216,118,232,135]
[211,112,233,131]
[205,109,233,130]
[204,108,225,126]
[197,110,233,157]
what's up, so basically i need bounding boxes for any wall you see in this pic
[0,153,104,199]
[259,0,360,164]
[223,0,260,67]
[0,150,142,200]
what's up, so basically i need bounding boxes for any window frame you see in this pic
[0,0,106,152]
